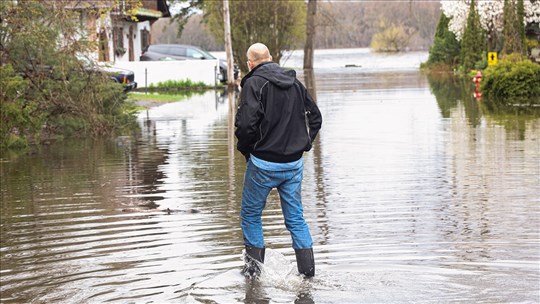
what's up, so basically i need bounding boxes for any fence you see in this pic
[110,59,221,88]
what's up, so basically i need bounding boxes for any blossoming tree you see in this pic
[440,0,540,41]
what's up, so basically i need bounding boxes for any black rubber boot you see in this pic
[242,246,265,277]
[295,248,315,277]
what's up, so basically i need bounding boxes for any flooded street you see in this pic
[1,49,539,303]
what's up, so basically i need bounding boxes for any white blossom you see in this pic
[441,0,469,40]
[441,0,540,41]
[525,1,540,24]
[477,0,504,36]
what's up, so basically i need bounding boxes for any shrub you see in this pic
[460,0,486,71]
[0,64,43,149]
[0,1,138,149]
[481,54,540,98]
[370,24,414,52]
[426,13,461,67]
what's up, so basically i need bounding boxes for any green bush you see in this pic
[0,64,42,149]
[460,0,486,71]
[0,1,139,150]
[481,54,540,98]
[426,13,461,67]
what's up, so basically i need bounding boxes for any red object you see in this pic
[472,71,482,83]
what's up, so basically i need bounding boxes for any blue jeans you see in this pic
[240,159,313,249]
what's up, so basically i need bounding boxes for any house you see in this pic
[65,1,217,86]
[68,0,170,62]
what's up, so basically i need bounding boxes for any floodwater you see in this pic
[1,49,539,303]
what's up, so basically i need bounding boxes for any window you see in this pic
[113,26,125,56]
[187,48,205,59]
[151,45,168,54]
[140,29,150,51]
[170,46,186,56]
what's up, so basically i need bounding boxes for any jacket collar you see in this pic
[240,61,274,87]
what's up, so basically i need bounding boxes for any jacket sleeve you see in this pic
[304,90,322,143]
[235,79,264,157]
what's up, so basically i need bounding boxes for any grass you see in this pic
[128,91,199,102]
[147,79,213,90]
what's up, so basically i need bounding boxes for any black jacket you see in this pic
[235,62,322,163]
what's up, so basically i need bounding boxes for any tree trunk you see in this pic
[304,0,317,100]
[223,0,235,89]
[304,0,316,70]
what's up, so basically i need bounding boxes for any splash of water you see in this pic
[243,248,306,290]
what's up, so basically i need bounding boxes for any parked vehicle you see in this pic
[140,44,239,83]
[98,65,137,92]
[18,58,137,92]
[79,56,137,92]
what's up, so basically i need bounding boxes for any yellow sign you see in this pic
[488,52,498,66]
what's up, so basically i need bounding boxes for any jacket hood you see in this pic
[241,62,295,89]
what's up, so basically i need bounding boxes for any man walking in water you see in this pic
[235,43,322,277]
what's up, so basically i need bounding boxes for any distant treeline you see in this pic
[152,1,440,51]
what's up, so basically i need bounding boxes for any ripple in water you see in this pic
[1,50,539,303]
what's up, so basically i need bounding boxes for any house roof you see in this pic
[135,0,171,21]
[157,0,171,18]
[65,0,171,22]
[135,8,163,19]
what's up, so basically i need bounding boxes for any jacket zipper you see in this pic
[253,81,269,151]
[305,110,312,146]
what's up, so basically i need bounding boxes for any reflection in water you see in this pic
[426,73,461,118]
[427,72,540,139]
[480,99,540,141]
[228,87,239,224]
[1,50,539,303]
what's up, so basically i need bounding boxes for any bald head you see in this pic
[247,43,272,70]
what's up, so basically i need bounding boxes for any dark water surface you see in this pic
[1,49,539,303]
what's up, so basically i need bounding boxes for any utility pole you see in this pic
[223,0,235,89]
[303,0,317,100]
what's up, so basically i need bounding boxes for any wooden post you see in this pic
[223,0,235,89]
[303,0,317,101]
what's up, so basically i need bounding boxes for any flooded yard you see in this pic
[1,49,539,303]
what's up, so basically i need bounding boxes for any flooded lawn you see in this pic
[1,49,539,303]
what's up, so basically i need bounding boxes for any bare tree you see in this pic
[315,1,439,50]
[159,0,440,51]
